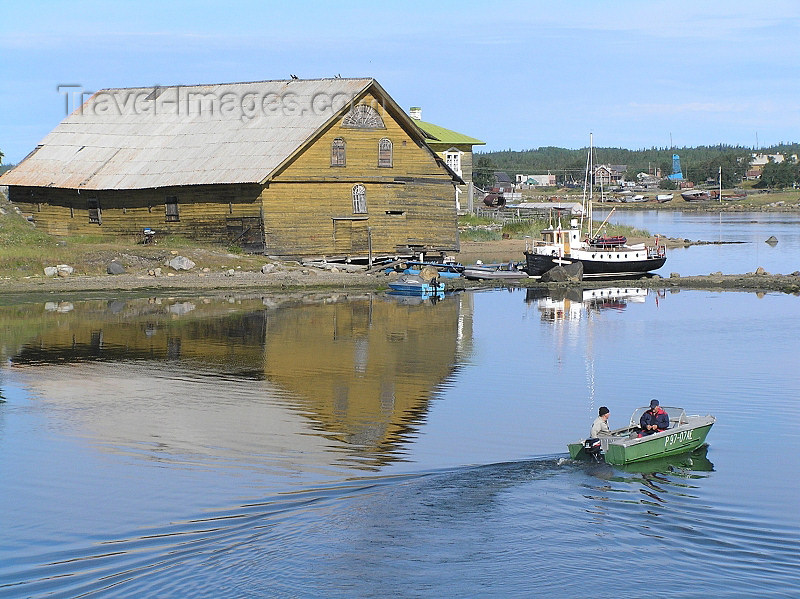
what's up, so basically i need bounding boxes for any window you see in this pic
[331,137,346,167]
[165,196,179,222]
[87,198,101,224]
[352,184,367,214]
[378,138,392,167]
[342,104,385,129]
[445,150,461,175]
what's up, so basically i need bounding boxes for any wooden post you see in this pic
[367,226,373,268]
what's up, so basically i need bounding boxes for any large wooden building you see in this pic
[0,78,463,260]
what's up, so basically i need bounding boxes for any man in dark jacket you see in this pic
[639,399,669,435]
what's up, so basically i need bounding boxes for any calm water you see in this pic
[0,283,798,598]
[595,209,800,276]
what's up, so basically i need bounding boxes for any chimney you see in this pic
[409,106,422,120]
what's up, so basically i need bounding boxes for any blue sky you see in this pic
[2,0,799,164]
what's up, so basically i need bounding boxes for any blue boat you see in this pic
[387,274,445,294]
[384,260,464,279]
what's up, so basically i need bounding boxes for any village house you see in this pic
[592,164,626,186]
[746,152,797,180]
[407,107,484,211]
[0,78,464,261]
[515,173,557,187]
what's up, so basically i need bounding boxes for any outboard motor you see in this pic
[583,438,603,462]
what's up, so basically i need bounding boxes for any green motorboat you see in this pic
[568,406,715,466]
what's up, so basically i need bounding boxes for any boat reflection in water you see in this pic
[6,291,473,472]
[614,444,714,475]
[582,445,715,517]
[528,286,648,322]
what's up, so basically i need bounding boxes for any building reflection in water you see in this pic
[4,291,474,470]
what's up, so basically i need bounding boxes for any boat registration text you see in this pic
[665,429,693,448]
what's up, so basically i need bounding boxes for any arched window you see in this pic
[331,137,346,167]
[352,184,367,214]
[378,138,392,167]
[342,104,385,129]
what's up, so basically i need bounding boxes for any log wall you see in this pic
[9,184,263,241]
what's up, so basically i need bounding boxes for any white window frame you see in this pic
[445,148,462,176]
[352,184,367,214]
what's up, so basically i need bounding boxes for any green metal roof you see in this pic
[413,120,485,146]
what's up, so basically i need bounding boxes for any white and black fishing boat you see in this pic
[523,135,666,279]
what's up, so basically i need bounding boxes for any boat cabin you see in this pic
[538,220,582,253]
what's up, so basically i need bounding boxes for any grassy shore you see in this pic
[1,189,799,295]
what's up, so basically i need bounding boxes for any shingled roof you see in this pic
[1,78,425,190]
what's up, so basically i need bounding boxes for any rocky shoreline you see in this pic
[1,256,798,297]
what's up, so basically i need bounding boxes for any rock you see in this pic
[107,261,125,275]
[765,236,778,245]
[419,265,439,282]
[670,272,681,278]
[168,256,195,271]
[169,302,195,315]
[562,262,583,281]
[541,267,568,282]
[56,264,74,276]
[44,266,58,277]
[540,263,582,282]
[261,264,276,274]
[755,267,768,275]
[224,269,235,276]
[330,266,339,273]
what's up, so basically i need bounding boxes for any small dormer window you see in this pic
[445,149,461,175]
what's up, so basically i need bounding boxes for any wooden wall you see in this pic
[9,184,263,241]
[261,92,459,259]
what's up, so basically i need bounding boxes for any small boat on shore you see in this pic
[462,262,528,280]
[388,274,445,294]
[384,260,464,278]
[681,189,710,202]
[568,406,715,465]
[710,190,748,201]
[656,193,674,203]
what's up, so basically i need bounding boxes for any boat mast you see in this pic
[581,134,593,237]
[718,165,722,203]
[588,133,594,238]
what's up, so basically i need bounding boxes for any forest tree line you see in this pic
[474,143,800,189]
